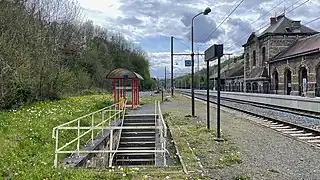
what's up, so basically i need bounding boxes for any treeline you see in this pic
[0,0,155,109]
[174,54,244,88]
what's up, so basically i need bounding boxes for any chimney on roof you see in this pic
[292,21,301,27]
[276,14,285,20]
[270,17,277,25]
[292,21,301,33]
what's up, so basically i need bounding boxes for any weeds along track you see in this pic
[178,90,320,149]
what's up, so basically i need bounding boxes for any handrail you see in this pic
[53,100,168,168]
[52,102,124,168]
[52,103,120,138]
[109,100,127,167]
[156,100,167,166]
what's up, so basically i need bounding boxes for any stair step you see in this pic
[123,120,155,123]
[120,141,155,144]
[121,132,155,137]
[122,131,156,134]
[118,146,155,150]
[122,129,155,132]
[120,136,155,142]
[115,159,155,166]
[116,152,155,156]
[116,153,155,159]
[124,119,155,121]
[125,115,156,119]
[123,122,155,126]
[120,142,155,147]
[116,158,154,162]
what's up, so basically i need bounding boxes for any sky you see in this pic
[78,0,320,78]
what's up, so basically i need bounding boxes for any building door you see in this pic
[299,67,308,96]
[272,70,279,94]
[316,64,320,97]
[246,83,251,92]
[284,69,292,95]
[263,82,269,94]
[252,82,258,93]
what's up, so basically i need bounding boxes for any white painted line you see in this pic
[271,126,291,129]
[298,136,320,140]
[278,128,298,131]
[290,133,312,137]
[282,130,304,134]
[307,139,320,143]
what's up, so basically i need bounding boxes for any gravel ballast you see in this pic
[161,94,320,180]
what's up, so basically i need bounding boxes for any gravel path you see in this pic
[161,95,320,180]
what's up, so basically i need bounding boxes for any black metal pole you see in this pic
[217,57,221,138]
[171,36,174,97]
[191,19,195,117]
[164,66,167,90]
[206,59,210,130]
[162,89,164,102]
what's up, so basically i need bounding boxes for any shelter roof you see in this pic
[106,68,144,80]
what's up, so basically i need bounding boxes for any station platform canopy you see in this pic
[106,68,143,109]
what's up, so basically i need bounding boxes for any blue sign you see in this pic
[185,60,192,67]
[123,75,128,80]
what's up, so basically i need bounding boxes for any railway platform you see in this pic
[161,94,320,179]
[177,89,320,114]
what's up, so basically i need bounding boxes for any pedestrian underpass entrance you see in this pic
[52,101,176,168]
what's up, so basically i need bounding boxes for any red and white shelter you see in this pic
[106,68,143,108]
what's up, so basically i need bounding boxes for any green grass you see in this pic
[0,94,189,179]
[0,94,117,179]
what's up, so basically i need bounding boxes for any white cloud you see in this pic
[78,0,320,77]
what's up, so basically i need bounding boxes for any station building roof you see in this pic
[271,33,320,62]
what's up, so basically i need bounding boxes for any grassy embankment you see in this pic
[0,94,186,179]
[0,93,245,179]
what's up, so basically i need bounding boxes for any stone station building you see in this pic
[211,14,320,97]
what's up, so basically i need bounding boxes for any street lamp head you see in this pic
[203,7,211,15]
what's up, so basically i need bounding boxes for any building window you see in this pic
[262,47,266,62]
[253,50,256,66]
[246,53,249,66]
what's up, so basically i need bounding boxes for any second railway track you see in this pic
[178,90,320,149]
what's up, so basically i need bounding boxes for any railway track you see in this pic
[178,90,320,148]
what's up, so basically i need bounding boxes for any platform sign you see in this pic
[205,44,224,61]
[185,60,192,67]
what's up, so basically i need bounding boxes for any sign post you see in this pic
[205,44,223,140]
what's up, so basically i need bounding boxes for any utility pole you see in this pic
[171,36,174,96]
[164,66,167,90]
[217,56,221,138]
[197,47,200,89]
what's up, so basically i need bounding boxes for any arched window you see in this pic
[252,50,256,66]
[246,53,249,66]
[262,47,266,62]
[316,64,320,97]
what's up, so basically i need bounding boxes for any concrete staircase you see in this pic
[114,115,156,166]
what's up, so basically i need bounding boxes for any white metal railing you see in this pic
[52,100,168,168]
[52,101,126,168]
[156,100,167,166]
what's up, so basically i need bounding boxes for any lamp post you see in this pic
[191,7,211,117]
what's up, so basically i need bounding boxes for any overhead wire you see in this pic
[231,0,310,48]
[173,37,190,50]
[305,16,320,25]
[286,0,309,14]
[198,0,245,49]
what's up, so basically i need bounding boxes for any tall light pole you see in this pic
[191,7,211,117]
